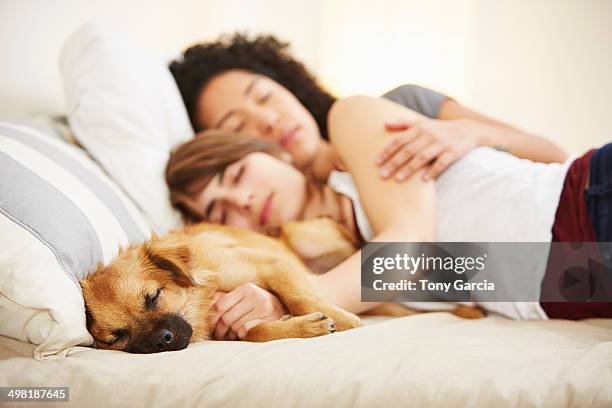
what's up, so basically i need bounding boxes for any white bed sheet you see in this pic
[1,314,611,407]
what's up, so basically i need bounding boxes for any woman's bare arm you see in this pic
[437,99,568,163]
[316,95,436,313]
[376,96,568,182]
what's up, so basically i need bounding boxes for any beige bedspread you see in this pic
[1,314,611,407]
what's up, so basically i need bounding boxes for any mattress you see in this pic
[1,313,611,407]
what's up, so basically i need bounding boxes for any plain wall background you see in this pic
[473,0,612,154]
[0,0,610,153]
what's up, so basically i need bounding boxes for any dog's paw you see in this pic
[293,312,336,338]
[326,307,362,330]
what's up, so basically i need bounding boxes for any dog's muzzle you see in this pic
[126,314,193,353]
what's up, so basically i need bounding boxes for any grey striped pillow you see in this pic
[0,122,151,359]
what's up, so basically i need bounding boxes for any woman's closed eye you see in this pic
[258,92,272,104]
[233,164,246,184]
[234,121,245,132]
[206,162,249,225]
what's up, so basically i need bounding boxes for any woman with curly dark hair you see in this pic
[169,33,566,183]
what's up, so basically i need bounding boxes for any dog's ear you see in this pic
[142,242,195,287]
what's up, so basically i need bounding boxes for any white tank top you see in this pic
[328,147,576,320]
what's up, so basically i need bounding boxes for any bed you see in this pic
[2,314,611,407]
[1,21,611,408]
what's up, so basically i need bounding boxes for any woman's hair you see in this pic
[166,130,287,224]
[169,33,336,139]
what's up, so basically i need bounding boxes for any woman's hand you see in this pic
[208,283,288,341]
[376,118,480,181]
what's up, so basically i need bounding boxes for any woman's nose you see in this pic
[228,190,254,212]
[252,108,279,137]
[242,193,254,211]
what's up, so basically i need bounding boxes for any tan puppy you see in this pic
[81,219,364,353]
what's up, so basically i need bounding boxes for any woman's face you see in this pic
[196,70,322,170]
[193,152,306,232]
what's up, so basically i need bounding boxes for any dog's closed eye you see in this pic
[144,288,163,310]
[110,329,129,345]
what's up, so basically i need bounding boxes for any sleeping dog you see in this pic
[81,218,483,353]
[80,219,364,353]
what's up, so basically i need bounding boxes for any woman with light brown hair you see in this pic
[167,95,611,341]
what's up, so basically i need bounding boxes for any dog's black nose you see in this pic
[127,314,192,354]
[156,329,173,350]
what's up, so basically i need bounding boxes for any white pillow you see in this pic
[60,21,194,234]
[0,122,150,359]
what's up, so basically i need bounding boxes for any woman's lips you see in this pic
[280,126,301,149]
[259,193,274,226]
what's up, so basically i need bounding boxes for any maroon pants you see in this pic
[541,149,612,319]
